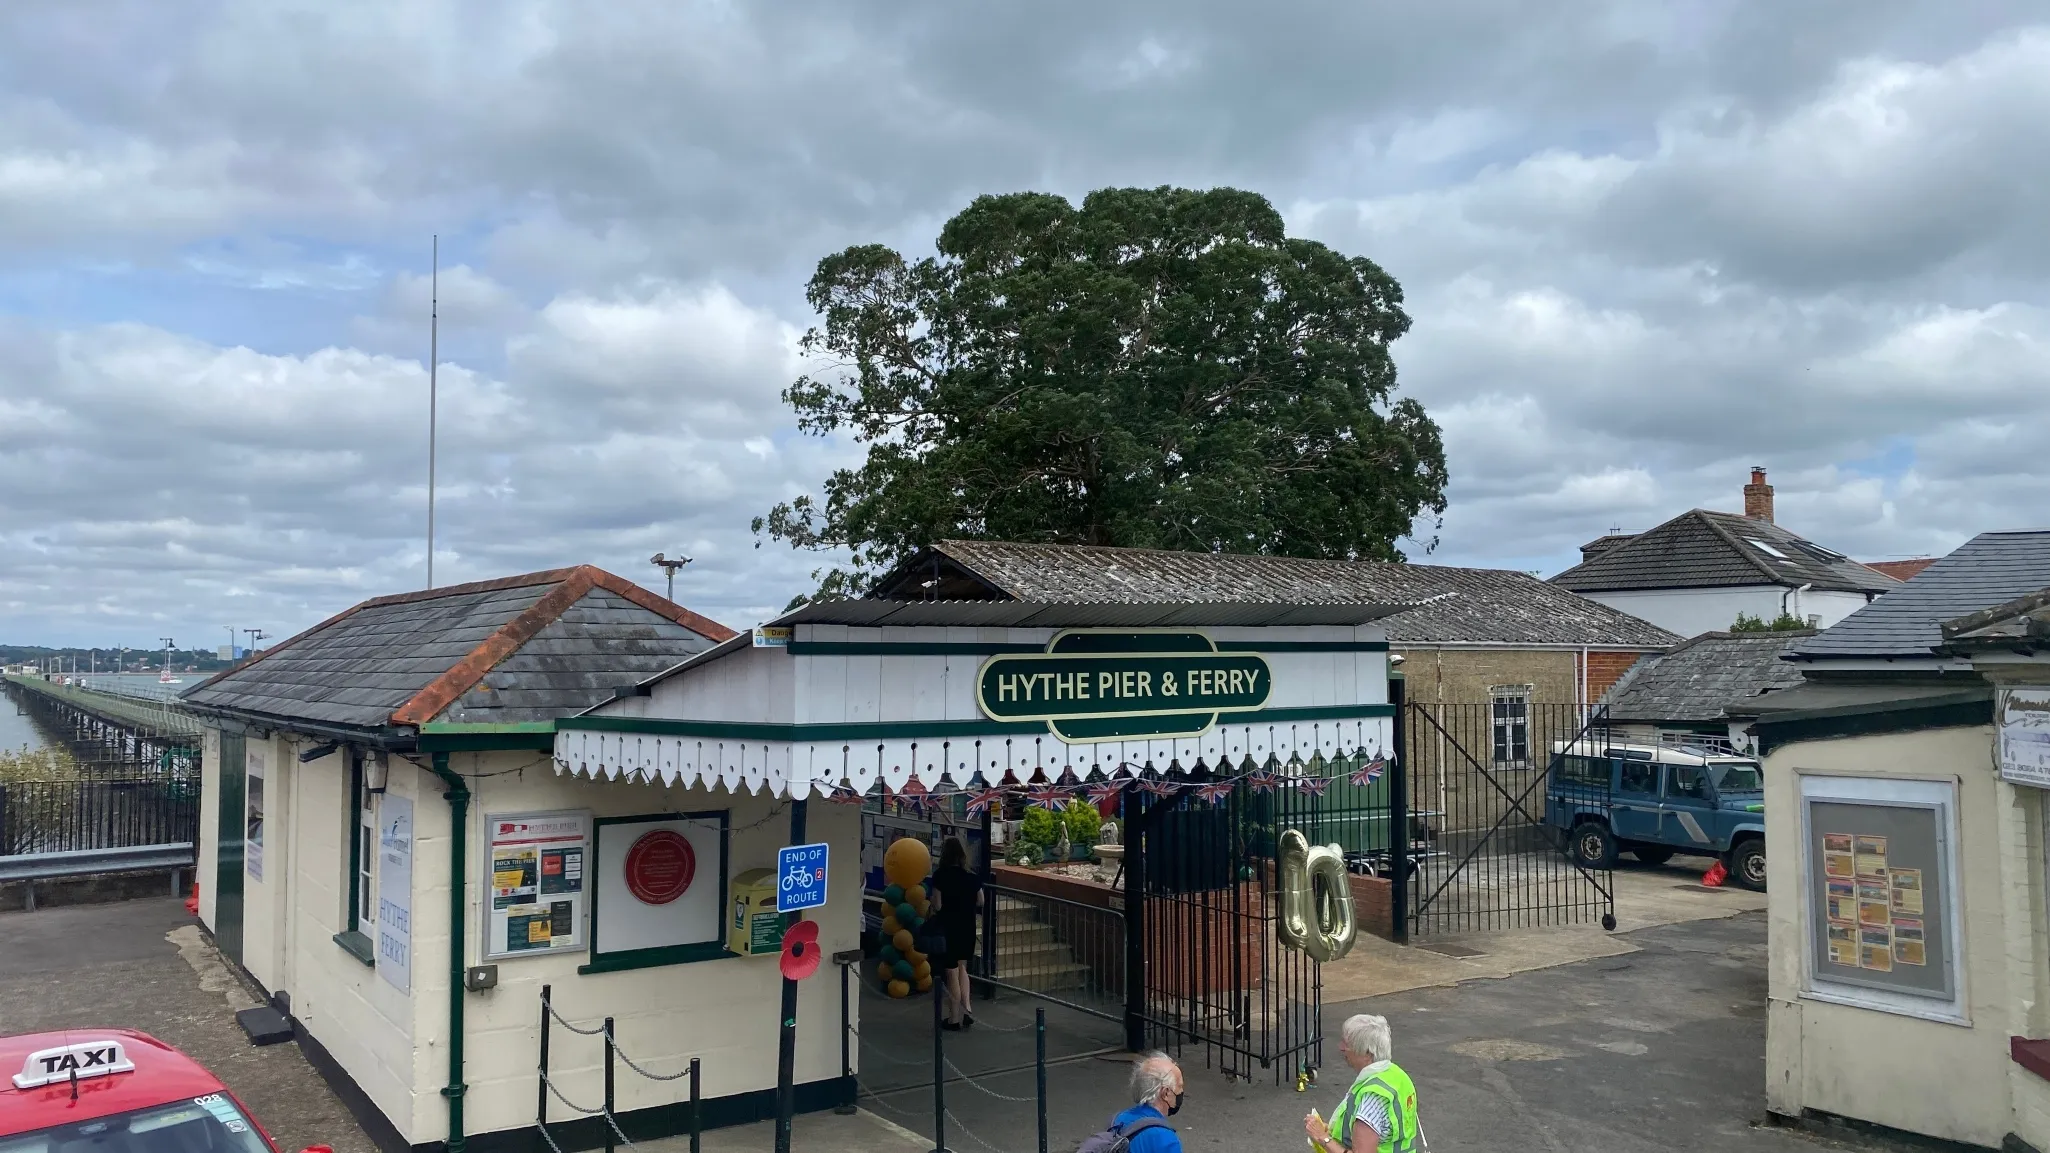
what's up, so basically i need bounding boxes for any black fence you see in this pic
[980,883,1126,1021]
[0,776,201,856]
[1401,701,1615,936]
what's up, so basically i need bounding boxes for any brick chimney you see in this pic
[1743,467,1774,523]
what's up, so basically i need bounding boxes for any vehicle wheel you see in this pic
[1571,822,1616,869]
[1730,839,1767,891]
[1631,846,1675,866]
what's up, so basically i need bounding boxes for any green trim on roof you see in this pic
[417,721,559,752]
[1753,689,1993,756]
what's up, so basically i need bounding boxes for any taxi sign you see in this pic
[13,1038,135,1089]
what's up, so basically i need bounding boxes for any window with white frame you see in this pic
[348,752,377,939]
[1490,685,1531,764]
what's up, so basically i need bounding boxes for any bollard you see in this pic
[1036,1008,1048,1153]
[836,959,855,1114]
[537,985,552,1131]
[689,1057,702,1153]
[603,1016,616,1153]
[931,978,948,1153]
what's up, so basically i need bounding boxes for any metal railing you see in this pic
[979,885,1125,1022]
[0,776,200,857]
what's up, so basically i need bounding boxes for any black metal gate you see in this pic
[1400,700,1615,937]
[1123,755,1394,1084]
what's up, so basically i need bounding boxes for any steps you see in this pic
[989,895,1093,992]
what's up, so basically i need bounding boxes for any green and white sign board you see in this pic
[977,631,1272,741]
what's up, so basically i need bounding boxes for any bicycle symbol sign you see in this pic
[776,842,829,913]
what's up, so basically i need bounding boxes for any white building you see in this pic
[1551,469,1899,639]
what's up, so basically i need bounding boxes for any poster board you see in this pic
[590,812,728,967]
[484,810,591,960]
[1801,775,1958,1016]
[244,746,266,881]
[376,793,414,993]
[2000,688,2050,788]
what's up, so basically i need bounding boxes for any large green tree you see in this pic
[755,186,1448,599]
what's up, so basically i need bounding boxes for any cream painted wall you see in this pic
[198,728,219,928]
[1762,724,2016,1149]
[1589,586,1874,639]
[239,733,285,994]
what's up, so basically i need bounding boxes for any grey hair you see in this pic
[1342,1014,1392,1062]
[1129,1051,1178,1104]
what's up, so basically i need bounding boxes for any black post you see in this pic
[1121,785,1146,1052]
[689,1058,702,1153]
[1389,674,1410,945]
[931,976,949,1153]
[977,799,995,999]
[774,798,808,1153]
[1035,1008,1048,1153]
[537,985,552,1131]
[602,1016,616,1153]
[836,957,855,1114]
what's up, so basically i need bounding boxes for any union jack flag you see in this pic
[1244,770,1280,795]
[1025,785,1072,811]
[1292,776,1333,797]
[963,788,1006,816]
[1085,780,1126,807]
[1139,776,1182,797]
[1349,754,1388,788]
[1193,781,1235,806]
[825,783,867,805]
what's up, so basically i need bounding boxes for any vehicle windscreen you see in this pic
[1710,762,1763,792]
[0,1094,272,1153]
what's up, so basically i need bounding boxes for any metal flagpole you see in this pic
[427,234,438,589]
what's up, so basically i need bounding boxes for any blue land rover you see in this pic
[1544,741,1767,890]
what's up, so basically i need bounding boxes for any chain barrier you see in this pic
[536,1122,569,1153]
[942,1057,1039,1103]
[851,1028,934,1067]
[603,1023,698,1082]
[542,999,608,1036]
[946,1107,1024,1153]
[540,1072,604,1116]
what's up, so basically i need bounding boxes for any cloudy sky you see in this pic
[4,1,2047,646]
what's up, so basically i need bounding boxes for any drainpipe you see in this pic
[427,751,470,1153]
[1781,583,1813,623]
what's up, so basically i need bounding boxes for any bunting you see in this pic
[1349,754,1388,788]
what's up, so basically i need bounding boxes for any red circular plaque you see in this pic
[623,830,696,905]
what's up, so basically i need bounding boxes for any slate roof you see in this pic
[1600,631,1813,723]
[1550,509,1898,595]
[1941,585,2050,650]
[1789,531,2050,660]
[182,567,734,730]
[871,541,1680,648]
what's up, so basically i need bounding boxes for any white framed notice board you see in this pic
[483,810,592,960]
[588,811,729,969]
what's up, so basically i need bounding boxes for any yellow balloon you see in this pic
[881,915,900,936]
[913,959,932,981]
[905,950,924,965]
[884,837,932,889]
[887,979,911,999]
[877,962,894,984]
[914,974,933,992]
[906,886,929,913]
[893,929,916,954]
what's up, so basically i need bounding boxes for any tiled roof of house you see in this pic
[1600,631,1813,723]
[182,567,734,730]
[1550,509,1898,595]
[1792,531,2050,660]
[1864,558,1936,581]
[872,541,1680,648]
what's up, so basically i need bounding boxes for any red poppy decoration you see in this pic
[780,919,822,981]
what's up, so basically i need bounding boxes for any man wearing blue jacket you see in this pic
[1107,1052,1185,1152]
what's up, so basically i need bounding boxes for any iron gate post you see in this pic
[774,799,807,1153]
[1389,676,1409,944]
[1121,785,1146,1053]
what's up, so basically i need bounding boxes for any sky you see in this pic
[4,1,2049,645]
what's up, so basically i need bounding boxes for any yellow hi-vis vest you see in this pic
[1333,1062,1421,1153]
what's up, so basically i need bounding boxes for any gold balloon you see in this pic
[906,886,929,914]
[884,837,932,889]
[914,974,933,992]
[887,979,911,998]
[893,929,915,954]
[881,915,900,936]
[877,962,895,984]
[912,959,932,981]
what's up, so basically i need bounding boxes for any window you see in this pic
[1618,760,1660,796]
[1710,761,1762,791]
[338,750,377,964]
[1553,755,1606,786]
[1666,764,1709,800]
[1746,537,1790,560]
[1490,686,1531,764]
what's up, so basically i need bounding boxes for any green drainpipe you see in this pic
[428,752,471,1153]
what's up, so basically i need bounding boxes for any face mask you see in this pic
[1166,1089,1186,1117]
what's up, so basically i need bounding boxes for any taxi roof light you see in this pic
[13,1039,136,1089]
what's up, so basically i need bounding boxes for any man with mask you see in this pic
[1092,1051,1184,1152]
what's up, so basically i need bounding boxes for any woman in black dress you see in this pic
[930,836,982,1028]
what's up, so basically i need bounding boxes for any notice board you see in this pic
[1803,784,1955,1005]
[484,810,591,960]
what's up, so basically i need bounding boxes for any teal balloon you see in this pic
[892,959,914,981]
[883,884,905,905]
[896,902,917,924]
[879,944,901,965]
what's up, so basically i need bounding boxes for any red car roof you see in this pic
[0,1028,237,1137]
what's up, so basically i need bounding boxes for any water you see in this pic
[78,673,198,703]
[1,694,48,754]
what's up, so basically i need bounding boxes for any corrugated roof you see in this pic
[1550,510,1898,595]
[871,541,1679,648]
[182,567,733,729]
[1792,531,2050,660]
[1601,631,1813,723]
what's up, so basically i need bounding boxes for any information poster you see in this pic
[244,747,266,881]
[484,810,591,960]
[376,794,413,994]
[2000,688,2050,788]
[1806,797,1950,1000]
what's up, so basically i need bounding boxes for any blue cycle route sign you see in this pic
[776,842,830,914]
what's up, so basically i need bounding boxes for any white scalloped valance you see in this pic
[552,715,1393,798]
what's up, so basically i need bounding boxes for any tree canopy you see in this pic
[755,186,1448,600]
